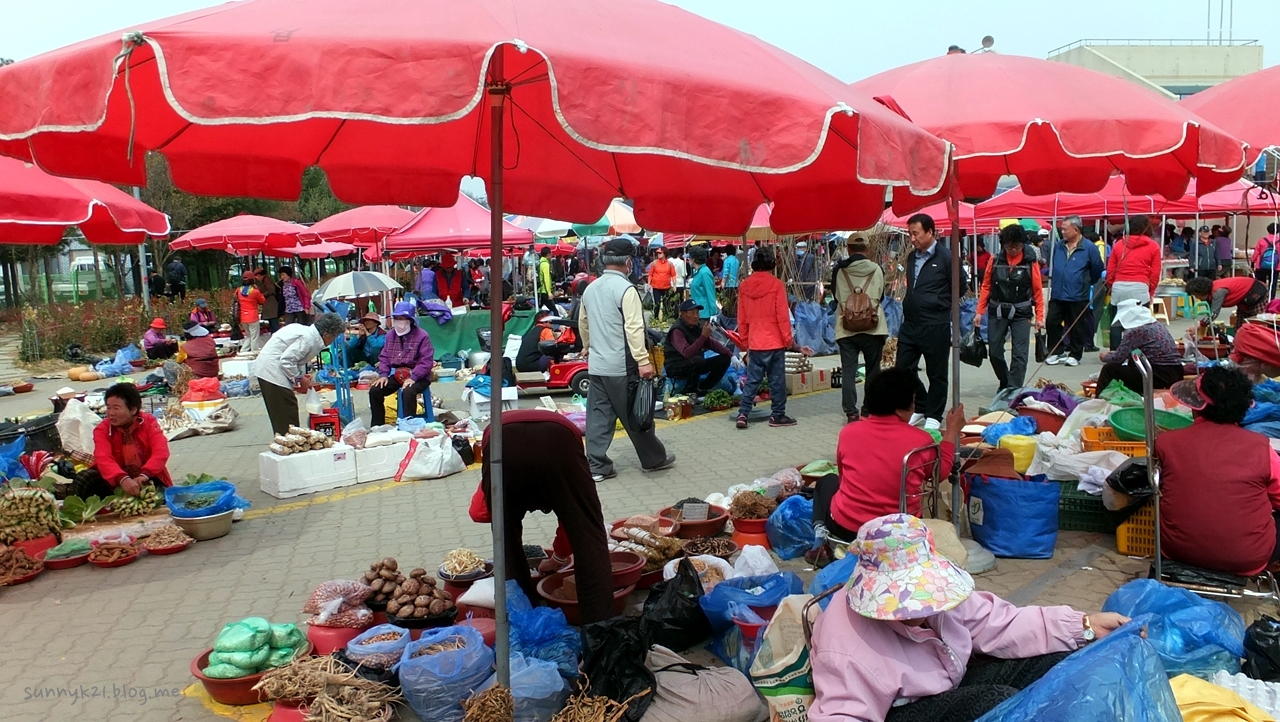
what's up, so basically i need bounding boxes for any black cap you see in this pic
[678,299,703,313]
[600,238,633,256]
[1198,225,1211,233]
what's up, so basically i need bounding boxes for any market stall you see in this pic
[420,309,538,363]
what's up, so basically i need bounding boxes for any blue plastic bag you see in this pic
[220,378,251,398]
[807,554,858,610]
[967,475,1059,559]
[0,434,27,480]
[479,654,568,722]
[164,481,251,518]
[710,602,767,673]
[766,495,814,560]
[699,573,804,634]
[397,625,495,722]
[976,632,1181,722]
[882,297,904,338]
[981,415,1037,445]
[345,624,410,667]
[959,296,977,332]
[1102,579,1245,678]
[506,581,581,678]
[793,302,836,356]
[96,344,142,378]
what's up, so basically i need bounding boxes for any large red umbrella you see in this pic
[169,215,314,252]
[365,192,534,262]
[882,201,999,234]
[263,241,358,259]
[1181,65,1280,161]
[0,0,951,684]
[308,205,416,247]
[0,155,169,243]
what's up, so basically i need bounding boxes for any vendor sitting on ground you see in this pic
[809,514,1128,722]
[515,311,578,373]
[370,302,434,426]
[468,410,613,624]
[1096,299,1185,393]
[73,383,173,499]
[1186,275,1269,328]
[189,298,217,332]
[142,318,178,359]
[176,321,220,378]
[663,299,733,395]
[811,367,961,557]
[1156,364,1280,576]
[345,313,387,367]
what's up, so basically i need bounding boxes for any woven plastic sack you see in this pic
[213,617,272,653]
[397,625,494,722]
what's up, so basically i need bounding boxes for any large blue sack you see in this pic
[807,553,858,610]
[164,481,251,518]
[396,625,494,722]
[793,301,835,356]
[882,297,904,338]
[981,415,1037,445]
[1102,579,1245,678]
[700,573,804,634]
[959,296,977,332]
[766,495,813,560]
[0,434,27,480]
[976,632,1181,722]
[506,581,581,678]
[479,654,567,722]
[967,475,1059,559]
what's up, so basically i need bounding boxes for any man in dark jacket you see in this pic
[896,214,966,428]
[165,256,188,301]
[1045,216,1105,365]
[663,300,733,394]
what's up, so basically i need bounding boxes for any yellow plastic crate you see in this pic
[1080,426,1147,457]
[1117,504,1155,557]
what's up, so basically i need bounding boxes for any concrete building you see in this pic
[1048,39,1263,98]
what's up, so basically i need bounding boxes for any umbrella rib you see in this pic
[153,121,194,152]
[312,119,348,166]
[507,98,622,195]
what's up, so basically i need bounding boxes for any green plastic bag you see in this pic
[209,645,270,670]
[213,617,272,653]
[202,663,255,679]
[269,623,305,649]
[265,646,299,669]
[800,460,836,477]
[1100,380,1143,407]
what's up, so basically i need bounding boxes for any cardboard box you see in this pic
[260,444,357,499]
[462,386,518,418]
[355,441,411,484]
[784,373,811,396]
[809,369,832,391]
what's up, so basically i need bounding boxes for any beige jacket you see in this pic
[833,257,888,339]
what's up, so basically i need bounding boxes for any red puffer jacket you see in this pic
[737,271,793,351]
[93,413,173,487]
[1106,234,1162,297]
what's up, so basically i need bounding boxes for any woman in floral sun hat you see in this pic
[809,514,1129,722]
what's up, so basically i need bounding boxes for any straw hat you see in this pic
[845,514,974,621]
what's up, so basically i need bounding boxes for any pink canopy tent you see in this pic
[367,193,534,261]
[262,241,358,259]
[975,177,1280,221]
[170,215,314,251]
[308,205,416,247]
[881,201,1001,234]
[0,155,170,243]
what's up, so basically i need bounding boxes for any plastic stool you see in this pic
[1150,298,1170,324]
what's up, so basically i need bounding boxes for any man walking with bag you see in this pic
[832,238,886,423]
[1045,216,1104,367]
[580,239,675,482]
[975,225,1044,391]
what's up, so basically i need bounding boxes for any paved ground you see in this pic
[0,320,1260,722]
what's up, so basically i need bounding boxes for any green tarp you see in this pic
[419,309,537,361]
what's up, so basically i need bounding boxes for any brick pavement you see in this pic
[1,322,1258,722]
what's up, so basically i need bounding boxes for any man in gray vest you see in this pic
[580,238,675,482]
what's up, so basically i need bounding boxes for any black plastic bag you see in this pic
[1034,331,1047,363]
[640,557,711,652]
[580,616,655,722]
[1244,615,1280,681]
[451,436,475,466]
[629,377,655,432]
[1107,458,1154,497]
[960,330,987,368]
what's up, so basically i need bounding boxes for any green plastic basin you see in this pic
[1108,407,1193,442]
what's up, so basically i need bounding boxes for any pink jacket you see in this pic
[809,589,1085,722]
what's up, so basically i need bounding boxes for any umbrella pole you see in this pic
[488,54,511,688]
[946,165,963,537]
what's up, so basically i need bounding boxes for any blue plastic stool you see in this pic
[396,378,434,422]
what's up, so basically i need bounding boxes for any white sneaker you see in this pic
[1045,354,1062,366]
[909,413,926,427]
[1063,357,1079,367]
[924,418,941,431]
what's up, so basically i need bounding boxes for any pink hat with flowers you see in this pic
[845,514,974,621]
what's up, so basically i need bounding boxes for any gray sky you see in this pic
[3,0,1277,80]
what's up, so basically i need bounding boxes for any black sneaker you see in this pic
[735,414,748,429]
[769,415,798,427]
[1084,344,1100,352]
[642,455,677,473]
[846,414,860,424]
[591,470,617,483]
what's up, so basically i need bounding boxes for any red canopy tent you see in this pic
[262,241,358,259]
[308,205,416,247]
[975,178,1280,221]
[881,201,1000,234]
[365,192,534,262]
[0,155,169,243]
[169,215,314,252]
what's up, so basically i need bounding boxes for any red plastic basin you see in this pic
[306,623,368,655]
[732,517,768,534]
[190,644,312,706]
[658,505,729,539]
[461,617,497,647]
[536,571,634,626]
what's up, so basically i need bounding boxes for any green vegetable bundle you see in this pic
[0,487,59,543]
[203,619,304,680]
[44,538,91,560]
[701,389,734,408]
[111,485,162,518]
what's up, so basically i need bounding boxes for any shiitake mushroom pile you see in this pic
[361,558,406,605]
[385,567,454,620]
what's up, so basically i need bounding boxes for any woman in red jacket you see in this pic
[735,247,809,429]
[1104,215,1162,349]
[73,383,173,499]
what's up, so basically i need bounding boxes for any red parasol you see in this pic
[308,205,416,247]
[853,52,1249,209]
[263,241,358,259]
[1181,65,1280,162]
[365,193,534,262]
[169,215,314,252]
[0,155,169,244]
[975,178,1280,221]
[882,201,999,234]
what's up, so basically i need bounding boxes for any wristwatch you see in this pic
[1082,614,1096,643]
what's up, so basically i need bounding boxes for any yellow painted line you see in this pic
[182,684,270,722]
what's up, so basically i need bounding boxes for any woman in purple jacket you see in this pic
[369,302,435,426]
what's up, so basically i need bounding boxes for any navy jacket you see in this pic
[903,242,966,326]
[1048,240,1105,302]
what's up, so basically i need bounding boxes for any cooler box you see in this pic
[462,386,518,418]
[181,400,226,422]
[260,444,357,498]
[220,358,255,379]
[355,441,411,484]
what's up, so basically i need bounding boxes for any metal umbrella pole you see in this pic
[1134,350,1161,582]
[487,52,511,687]
[946,159,964,536]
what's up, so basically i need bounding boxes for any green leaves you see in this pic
[59,494,109,527]
[181,473,220,487]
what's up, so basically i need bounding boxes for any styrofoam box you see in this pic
[355,441,411,484]
[219,358,255,379]
[464,386,519,419]
[260,443,357,499]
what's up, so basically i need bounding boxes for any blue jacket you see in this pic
[689,264,718,319]
[1049,240,1105,302]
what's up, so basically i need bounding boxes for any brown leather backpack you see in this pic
[840,267,879,333]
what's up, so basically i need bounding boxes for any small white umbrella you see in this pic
[313,271,401,302]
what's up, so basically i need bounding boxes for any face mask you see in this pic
[796,250,806,256]
[393,319,412,336]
